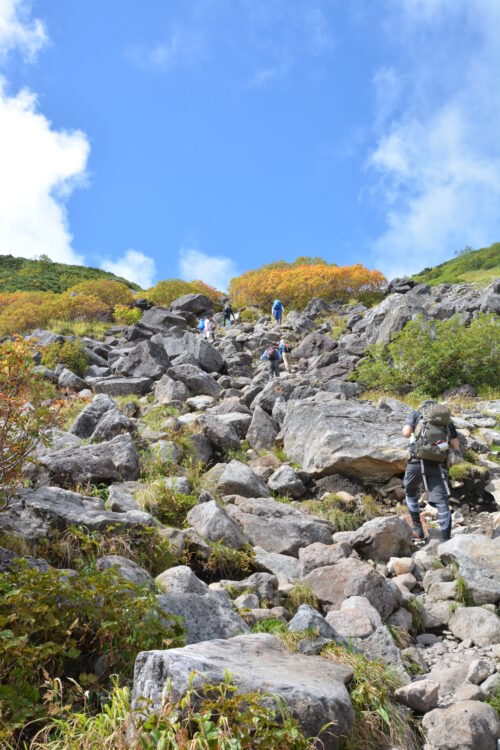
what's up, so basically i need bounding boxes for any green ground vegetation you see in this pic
[413,242,500,286]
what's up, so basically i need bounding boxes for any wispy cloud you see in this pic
[127,0,334,87]
[126,23,207,72]
[101,249,156,289]
[0,0,47,61]
[179,248,238,291]
[368,0,500,279]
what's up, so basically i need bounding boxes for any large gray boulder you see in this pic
[132,634,354,748]
[153,374,191,403]
[302,557,401,619]
[422,701,500,750]
[293,332,337,359]
[349,516,412,562]
[38,433,140,484]
[281,395,408,481]
[58,368,86,391]
[181,332,223,373]
[156,592,249,644]
[187,501,249,548]
[140,307,187,330]
[95,555,154,590]
[225,496,333,556]
[198,415,240,452]
[5,486,152,539]
[288,604,343,641]
[170,293,214,315]
[355,625,410,683]
[90,407,135,442]
[438,535,500,604]
[268,465,306,499]
[246,406,278,450]
[92,377,153,396]
[112,340,171,380]
[155,565,209,596]
[69,394,116,438]
[217,461,270,498]
[169,364,221,398]
[449,607,500,646]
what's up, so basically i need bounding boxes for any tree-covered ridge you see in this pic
[229,257,386,309]
[0,254,141,293]
[413,242,500,286]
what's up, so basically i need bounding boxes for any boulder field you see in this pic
[3,284,500,749]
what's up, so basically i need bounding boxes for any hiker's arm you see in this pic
[450,437,460,451]
[260,353,267,361]
[402,425,412,438]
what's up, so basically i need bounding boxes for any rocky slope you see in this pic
[2,279,500,749]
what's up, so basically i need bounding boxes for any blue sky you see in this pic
[1,0,500,289]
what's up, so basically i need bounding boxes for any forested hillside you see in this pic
[0,254,140,293]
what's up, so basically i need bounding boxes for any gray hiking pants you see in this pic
[268,359,280,380]
[404,460,451,535]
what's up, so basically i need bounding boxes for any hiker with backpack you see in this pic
[222,301,236,328]
[272,299,284,325]
[279,338,293,372]
[402,400,460,542]
[204,314,216,344]
[260,344,282,380]
[197,315,206,334]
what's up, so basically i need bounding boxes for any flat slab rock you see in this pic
[132,634,354,748]
[225,495,333,556]
[4,486,153,539]
[156,592,249,644]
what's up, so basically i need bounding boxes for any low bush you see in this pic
[42,340,89,377]
[187,541,256,583]
[0,564,184,742]
[303,493,381,532]
[113,304,142,326]
[136,481,198,528]
[321,643,420,750]
[449,461,489,481]
[146,279,224,308]
[284,582,318,615]
[29,676,316,750]
[0,524,177,577]
[352,313,500,397]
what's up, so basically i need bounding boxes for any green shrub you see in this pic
[352,313,500,397]
[284,582,318,615]
[455,575,474,606]
[321,643,420,749]
[449,461,488,481]
[0,564,184,741]
[136,481,197,528]
[0,524,177,578]
[302,493,381,532]
[42,340,90,377]
[251,618,288,635]
[485,685,500,720]
[113,304,142,326]
[238,308,261,323]
[30,676,315,750]
[191,541,256,583]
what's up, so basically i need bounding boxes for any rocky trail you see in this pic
[1,277,500,749]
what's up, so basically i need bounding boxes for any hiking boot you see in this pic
[440,524,452,542]
[412,523,425,541]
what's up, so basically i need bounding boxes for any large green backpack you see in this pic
[413,402,451,462]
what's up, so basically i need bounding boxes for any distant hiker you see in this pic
[197,315,206,334]
[204,314,216,344]
[222,301,236,328]
[402,400,459,542]
[279,338,292,372]
[260,344,281,380]
[272,299,284,325]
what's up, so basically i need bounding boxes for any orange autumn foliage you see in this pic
[229,259,386,310]
[0,290,110,337]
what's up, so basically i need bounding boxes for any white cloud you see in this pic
[0,0,47,60]
[101,249,156,289]
[179,248,238,291]
[368,0,500,279]
[0,79,90,264]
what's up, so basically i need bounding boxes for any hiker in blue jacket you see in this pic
[272,299,284,324]
[260,344,281,380]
